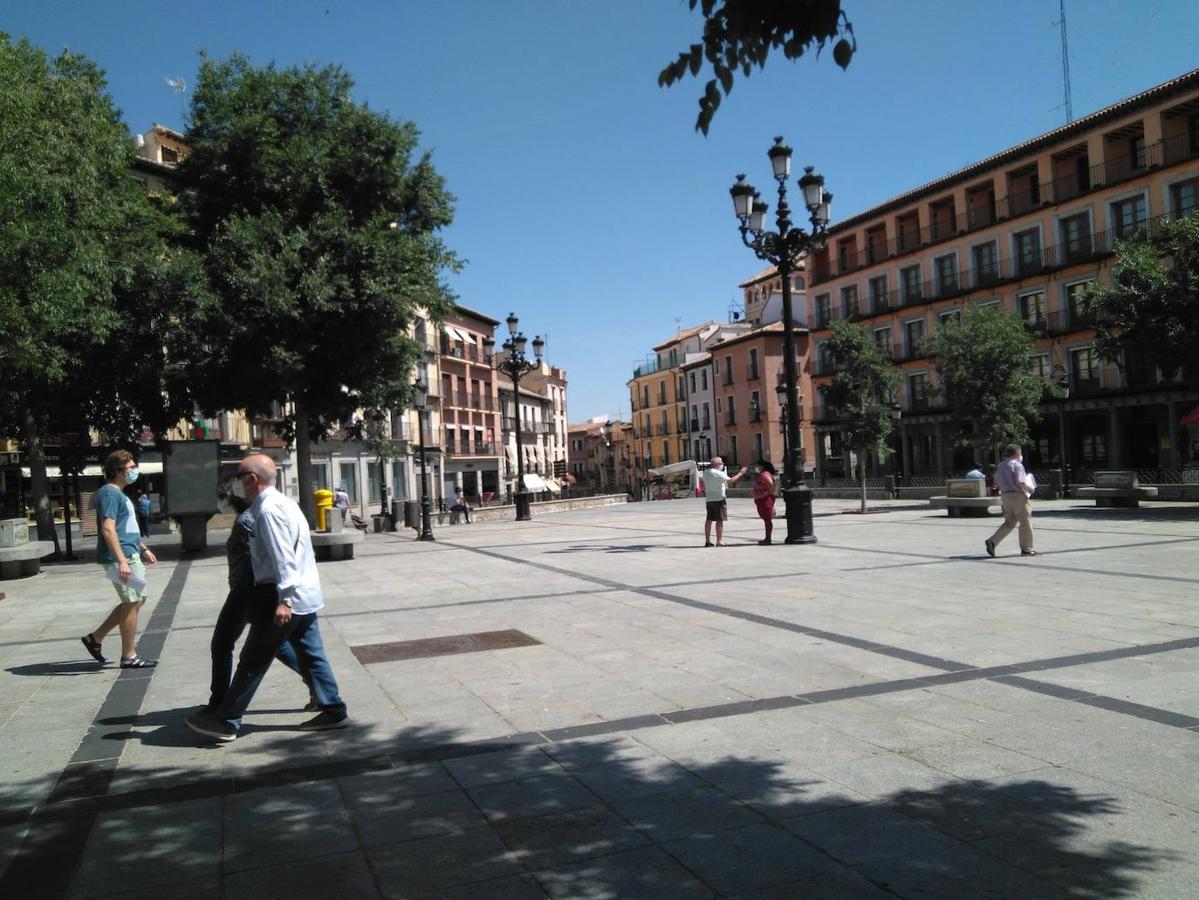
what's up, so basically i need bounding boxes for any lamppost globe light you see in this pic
[816,191,832,227]
[749,197,768,234]
[768,136,793,179]
[730,175,756,219]
[412,379,427,409]
[798,166,825,211]
[506,312,519,336]
[514,333,528,355]
[532,335,545,359]
[775,380,788,408]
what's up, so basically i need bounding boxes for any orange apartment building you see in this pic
[806,69,1199,483]
[439,305,502,499]
[703,323,815,472]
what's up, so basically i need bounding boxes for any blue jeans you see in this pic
[214,585,347,730]
[208,586,307,710]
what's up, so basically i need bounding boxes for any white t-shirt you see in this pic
[702,467,731,502]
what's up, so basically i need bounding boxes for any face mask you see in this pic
[231,477,248,499]
[125,468,140,484]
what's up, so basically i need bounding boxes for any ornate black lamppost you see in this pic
[731,137,830,544]
[775,378,791,468]
[484,313,544,522]
[412,379,435,541]
[1053,366,1072,497]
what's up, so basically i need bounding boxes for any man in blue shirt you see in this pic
[80,450,158,668]
[186,454,348,741]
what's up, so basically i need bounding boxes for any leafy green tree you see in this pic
[1081,215,1199,388]
[822,320,898,513]
[0,35,202,543]
[176,54,459,525]
[660,0,857,135]
[925,305,1044,464]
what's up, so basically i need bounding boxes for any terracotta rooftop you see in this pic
[652,320,717,352]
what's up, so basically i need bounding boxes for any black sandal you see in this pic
[81,634,106,664]
[120,656,157,669]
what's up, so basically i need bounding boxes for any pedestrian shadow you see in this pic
[5,660,105,677]
[0,721,1180,898]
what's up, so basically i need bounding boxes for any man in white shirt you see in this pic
[701,457,748,547]
[186,454,349,741]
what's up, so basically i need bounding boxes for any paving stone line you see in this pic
[0,560,192,898]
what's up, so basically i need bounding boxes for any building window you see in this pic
[815,293,831,327]
[728,434,738,467]
[368,464,381,503]
[391,462,407,500]
[904,319,925,355]
[658,382,667,404]
[900,264,922,302]
[1171,178,1199,218]
[873,327,892,356]
[938,309,961,327]
[1081,433,1107,465]
[748,348,759,380]
[753,432,764,461]
[1071,346,1100,381]
[725,395,736,425]
[1013,227,1042,274]
[933,254,958,295]
[750,390,761,421]
[972,241,999,284]
[868,275,889,312]
[794,275,805,289]
[723,355,733,386]
[1059,213,1092,259]
[690,372,696,393]
[701,368,708,391]
[907,372,928,408]
[642,386,649,408]
[1031,353,1051,379]
[841,284,859,318]
[1130,135,1146,170]
[1018,290,1047,324]
[1066,280,1093,324]
[1111,195,1146,237]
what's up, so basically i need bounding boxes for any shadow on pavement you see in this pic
[0,722,1179,898]
[5,660,106,677]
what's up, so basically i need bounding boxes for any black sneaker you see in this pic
[185,712,238,742]
[299,710,349,731]
[985,539,996,558]
[303,698,321,713]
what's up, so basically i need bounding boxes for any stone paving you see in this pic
[1,497,1199,898]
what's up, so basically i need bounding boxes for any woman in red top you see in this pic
[752,459,777,545]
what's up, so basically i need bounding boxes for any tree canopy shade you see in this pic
[0,34,204,541]
[176,53,459,524]
[1081,215,1199,389]
[659,0,856,135]
[925,305,1045,461]
[822,320,898,512]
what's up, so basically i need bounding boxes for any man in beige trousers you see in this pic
[985,444,1038,558]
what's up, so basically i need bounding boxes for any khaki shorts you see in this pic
[105,555,147,604]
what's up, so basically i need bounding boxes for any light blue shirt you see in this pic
[702,467,731,501]
[248,486,323,614]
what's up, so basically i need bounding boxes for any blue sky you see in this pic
[5,1,1197,420]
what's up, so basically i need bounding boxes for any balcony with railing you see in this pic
[808,133,1199,288]
[443,390,496,411]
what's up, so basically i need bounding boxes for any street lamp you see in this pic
[483,313,544,521]
[731,137,829,544]
[412,379,435,541]
[1053,366,1071,497]
[775,378,791,467]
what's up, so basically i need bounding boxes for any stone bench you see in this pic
[1074,471,1159,508]
[310,529,364,562]
[0,541,58,579]
[929,478,1000,518]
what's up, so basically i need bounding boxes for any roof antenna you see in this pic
[1055,0,1074,123]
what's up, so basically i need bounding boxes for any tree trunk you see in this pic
[294,403,317,529]
[23,411,62,554]
[858,443,867,514]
